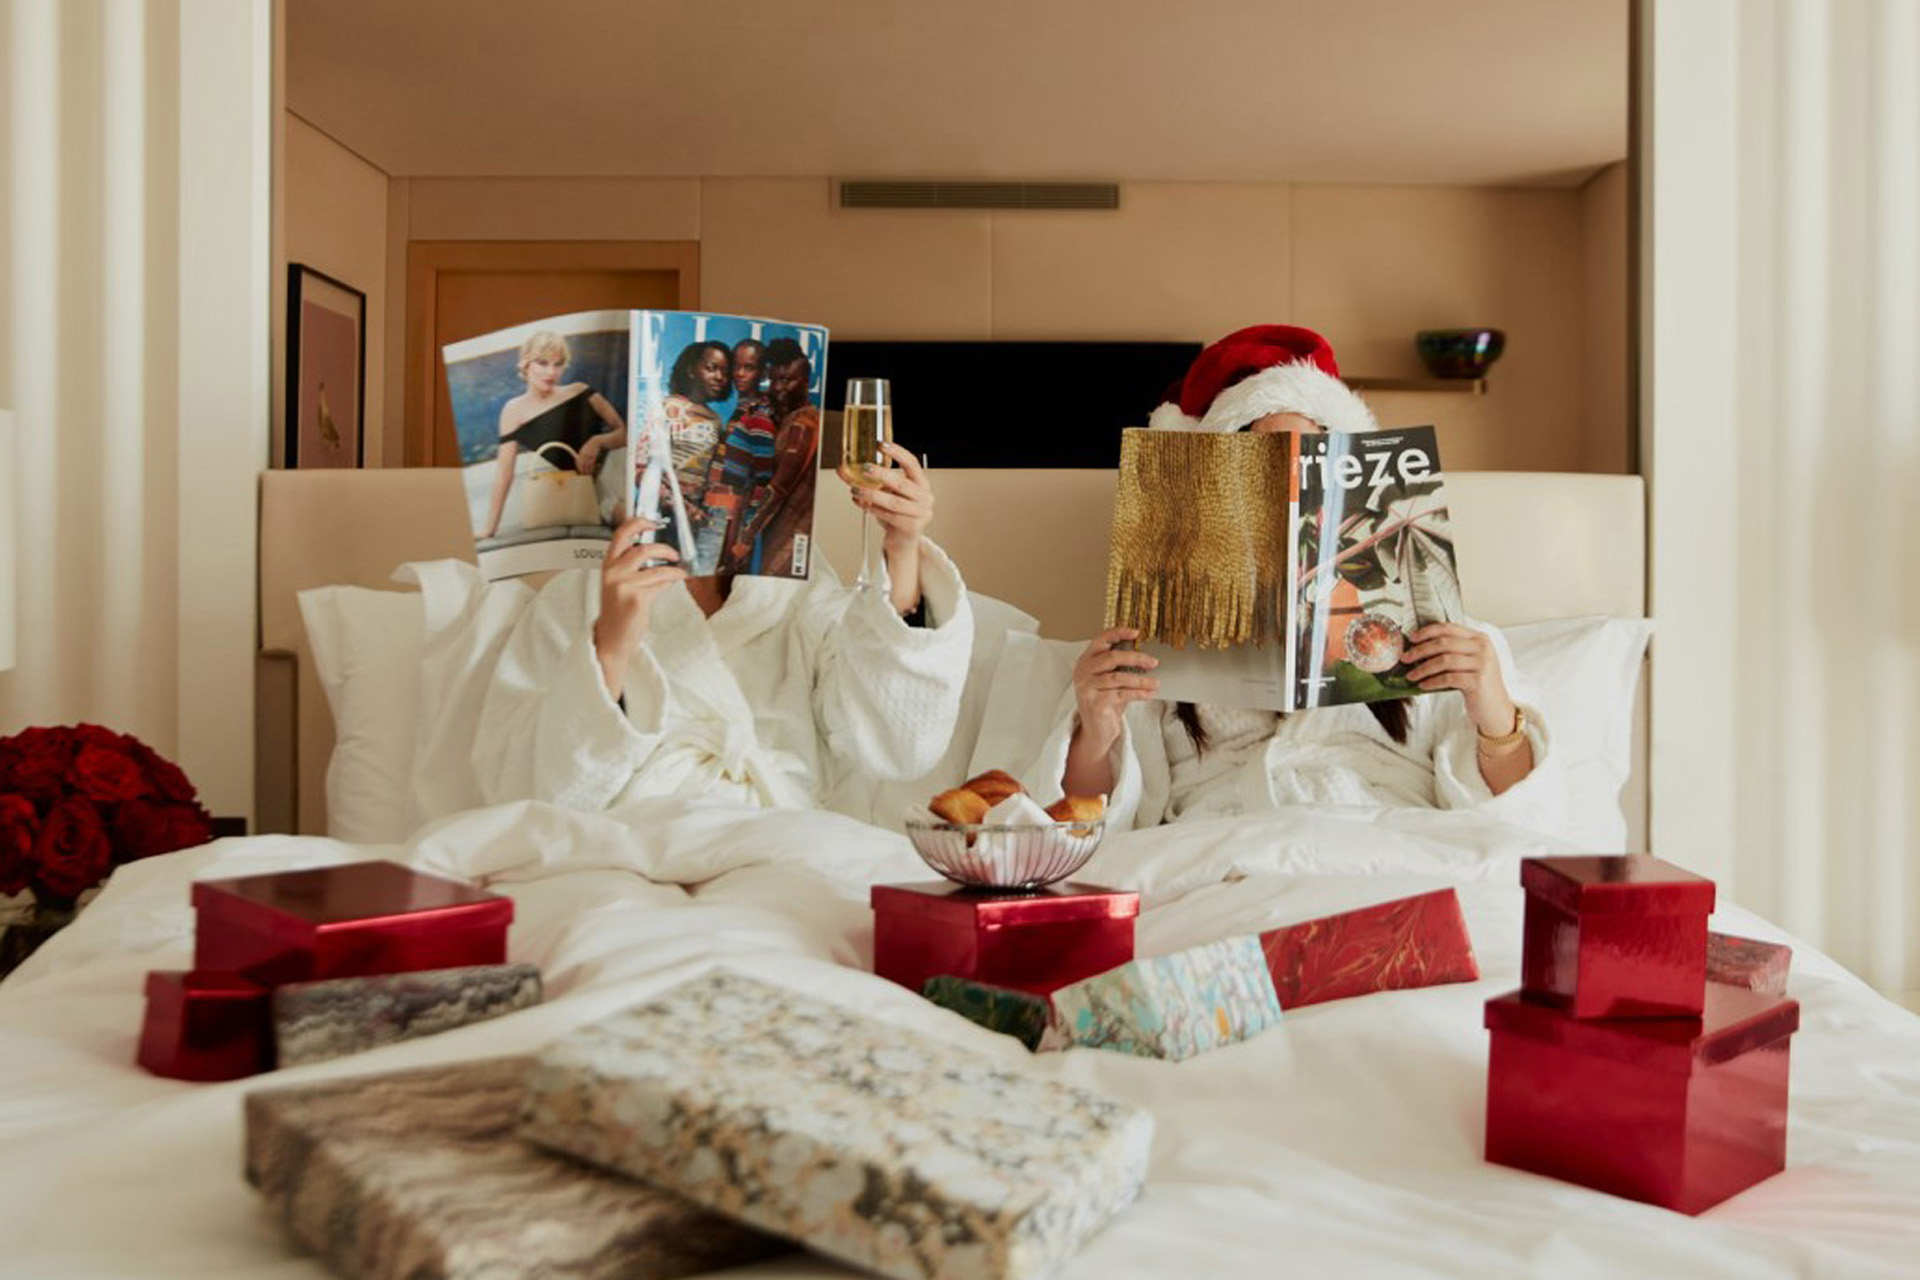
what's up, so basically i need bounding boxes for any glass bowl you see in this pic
[1416,327,1506,379]
[904,819,1105,890]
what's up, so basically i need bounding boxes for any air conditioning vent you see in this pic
[838,181,1120,211]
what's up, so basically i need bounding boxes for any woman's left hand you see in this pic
[1403,623,1518,737]
[851,441,934,552]
[576,439,604,475]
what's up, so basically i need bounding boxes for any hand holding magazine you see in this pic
[442,310,829,581]
[1104,424,1463,712]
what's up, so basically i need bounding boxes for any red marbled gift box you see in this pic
[1707,931,1792,996]
[1257,888,1479,1010]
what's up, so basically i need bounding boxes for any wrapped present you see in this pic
[1520,855,1714,1019]
[136,969,271,1081]
[519,970,1152,1280]
[272,963,543,1067]
[1484,985,1799,1214]
[1051,935,1284,1061]
[1259,888,1479,1010]
[872,880,1138,996]
[245,1056,784,1280]
[193,860,513,986]
[922,975,1057,1051]
[1707,932,1793,997]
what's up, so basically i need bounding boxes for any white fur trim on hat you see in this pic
[1191,361,1378,434]
[1146,400,1201,431]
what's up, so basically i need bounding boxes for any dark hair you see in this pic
[733,338,766,359]
[1173,698,1409,750]
[669,340,732,400]
[762,336,808,374]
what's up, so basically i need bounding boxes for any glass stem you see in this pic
[858,508,874,588]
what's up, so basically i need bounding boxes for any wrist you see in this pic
[1474,704,1526,751]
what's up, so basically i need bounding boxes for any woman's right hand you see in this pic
[1070,628,1159,757]
[593,517,688,699]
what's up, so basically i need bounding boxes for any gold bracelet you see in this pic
[1476,706,1527,752]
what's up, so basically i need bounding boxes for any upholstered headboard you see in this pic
[258,468,1647,840]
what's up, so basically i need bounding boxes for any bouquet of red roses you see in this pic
[0,724,214,913]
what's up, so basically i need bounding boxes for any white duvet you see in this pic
[1,801,1918,1280]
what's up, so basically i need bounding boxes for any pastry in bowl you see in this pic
[961,768,1025,806]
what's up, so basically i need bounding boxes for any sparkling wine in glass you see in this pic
[840,377,893,588]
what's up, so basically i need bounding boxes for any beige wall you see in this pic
[281,112,389,463]
[381,175,1628,474]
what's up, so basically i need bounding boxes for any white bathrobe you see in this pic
[1021,620,1564,836]
[473,545,974,814]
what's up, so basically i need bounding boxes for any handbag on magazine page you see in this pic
[520,441,602,529]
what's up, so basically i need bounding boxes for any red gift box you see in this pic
[137,969,271,1081]
[192,860,513,986]
[1707,932,1792,997]
[871,881,1138,997]
[1521,855,1715,1019]
[1259,888,1479,1010]
[1484,985,1799,1214]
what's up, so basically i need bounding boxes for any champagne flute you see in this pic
[840,377,893,589]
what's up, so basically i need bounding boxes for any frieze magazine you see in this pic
[1103,424,1463,711]
[442,310,829,581]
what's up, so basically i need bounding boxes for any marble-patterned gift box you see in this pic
[519,970,1153,1280]
[921,975,1059,1051]
[1051,935,1284,1061]
[271,962,544,1067]
[244,1056,785,1280]
[1706,932,1792,996]
[1259,888,1479,1010]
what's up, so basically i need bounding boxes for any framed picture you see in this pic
[286,263,366,468]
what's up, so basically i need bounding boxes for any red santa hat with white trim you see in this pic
[1146,324,1378,435]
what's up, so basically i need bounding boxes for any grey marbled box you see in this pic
[271,962,542,1067]
[244,1056,785,1280]
[519,969,1153,1280]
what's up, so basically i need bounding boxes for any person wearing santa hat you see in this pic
[1025,324,1561,836]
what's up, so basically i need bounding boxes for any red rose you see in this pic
[0,794,36,896]
[127,741,198,804]
[33,796,113,902]
[0,729,74,799]
[73,744,152,804]
[113,799,214,862]
[72,724,127,750]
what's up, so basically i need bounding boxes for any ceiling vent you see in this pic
[838,181,1120,211]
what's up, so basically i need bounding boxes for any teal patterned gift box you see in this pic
[519,970,1153,1280]
[922,975,1057,1051]
[1052,935,1284,1061]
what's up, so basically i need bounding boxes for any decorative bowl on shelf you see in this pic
[904,819,1105,890]
[1416,328,1506,379]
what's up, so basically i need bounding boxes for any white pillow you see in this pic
[831,591,1041,826]
[968,630,1084,781]
[296,586,426,843]
[1503,616,1653,851]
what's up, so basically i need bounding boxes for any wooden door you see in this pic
[405,241,699,466]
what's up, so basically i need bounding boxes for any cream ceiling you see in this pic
[285,0,1628,186]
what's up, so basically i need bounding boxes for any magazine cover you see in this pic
[630,312,829,580]
[441,310,827,581]
[1104,425,1461,712]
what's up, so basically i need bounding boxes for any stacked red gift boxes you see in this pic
[137,860,514,1081]
[1484,854,1800,1214]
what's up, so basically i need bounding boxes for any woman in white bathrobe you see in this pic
[1031,325,1561,836]
[475,441,973,813]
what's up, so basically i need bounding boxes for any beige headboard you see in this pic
[259,468,1647,840]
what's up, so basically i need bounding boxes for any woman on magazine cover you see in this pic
[1031,324,1560,835]
[648,339,733,573]
[473,363,974,815]
[481,329,626,540]
[702,338,780,577]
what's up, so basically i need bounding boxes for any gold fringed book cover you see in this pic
[1103,424,1462,712]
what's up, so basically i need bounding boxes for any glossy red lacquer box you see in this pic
[1521,855,1715,1019]
[1259,887,1479,1010]
[136,969,271,1081]
[871,881,1138,996]
[192,860,513,986]
[1484,985,1799,1214]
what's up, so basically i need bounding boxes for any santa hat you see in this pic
[1146,324,1378,435]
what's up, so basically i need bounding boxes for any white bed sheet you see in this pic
[1,801,1917,1280]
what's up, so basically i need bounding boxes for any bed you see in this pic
[2,468,1918,1279]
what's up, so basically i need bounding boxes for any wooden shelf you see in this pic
[1347,376,1487,394]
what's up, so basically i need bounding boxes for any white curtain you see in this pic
[1648,0,1920,1002]
[1,0,270,819]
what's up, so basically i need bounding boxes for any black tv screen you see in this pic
[823,340,1200,468]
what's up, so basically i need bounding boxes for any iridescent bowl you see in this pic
[904,820,1105,890]
[1416,327,1506,379]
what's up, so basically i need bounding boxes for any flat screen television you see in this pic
[823,340,1201,468]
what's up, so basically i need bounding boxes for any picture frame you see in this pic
[286,263,366,468]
